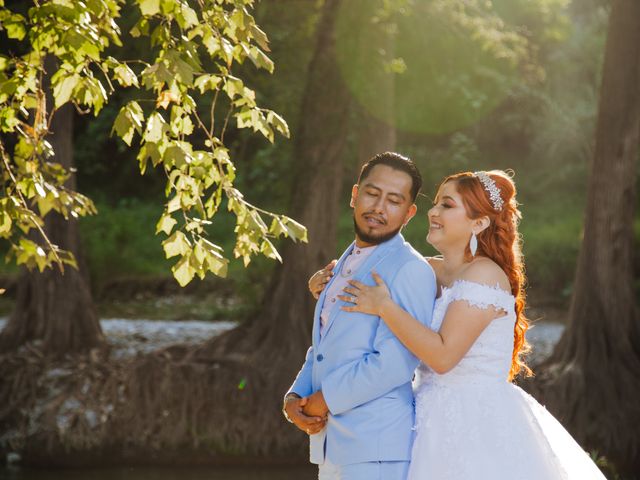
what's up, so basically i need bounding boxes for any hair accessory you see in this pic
[474,171,504,211]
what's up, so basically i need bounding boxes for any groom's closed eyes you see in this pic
[362,184,406,206]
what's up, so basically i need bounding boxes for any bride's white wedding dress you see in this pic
[408,280,606,479]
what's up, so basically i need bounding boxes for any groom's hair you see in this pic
[358,152,422,202]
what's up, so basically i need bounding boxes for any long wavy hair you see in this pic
[443,170,532,381]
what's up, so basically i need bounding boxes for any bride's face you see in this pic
[427,181,474,252]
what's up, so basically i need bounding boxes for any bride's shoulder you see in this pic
[458,257,510,292]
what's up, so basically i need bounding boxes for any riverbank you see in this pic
[0,312,565,469]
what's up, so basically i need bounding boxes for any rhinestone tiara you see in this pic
[474,171,504,211]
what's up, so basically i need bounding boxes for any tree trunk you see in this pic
[200,0,351,363]
[354,21,396,165]
[0,58,104,355]
[524,0,640,474]
[356,109,396,165]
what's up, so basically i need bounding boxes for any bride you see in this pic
[310,170,605,479]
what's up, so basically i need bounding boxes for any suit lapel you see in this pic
[319,234,405,342]
[312,242,355,347]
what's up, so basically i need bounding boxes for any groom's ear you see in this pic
[350,184,359,208]
[403,203,418,226]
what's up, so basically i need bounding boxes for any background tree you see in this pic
[524,0,640,474]
[0,56,103,354]
[0,0,304,354]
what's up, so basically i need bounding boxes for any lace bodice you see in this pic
[414,279,516,390]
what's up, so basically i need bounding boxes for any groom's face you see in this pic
[350,164,417,247]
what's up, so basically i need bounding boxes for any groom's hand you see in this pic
[302,390,329,418]
[283,394,326,435]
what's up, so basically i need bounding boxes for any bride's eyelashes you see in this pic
[432,199,453,209]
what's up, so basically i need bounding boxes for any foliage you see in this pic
[335,0,570,134]
[0,0,306,286]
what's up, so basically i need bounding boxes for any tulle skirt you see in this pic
[408,378,606,480]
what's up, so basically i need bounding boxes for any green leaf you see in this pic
[36,196,54,218]
[5,19,26,41]
[144,112,166,143]
[156,212,177,235]
[164,50,194,86]
[53,74,81,108]
[260,239,281,262]
[113,106,133,144]
[112,102,144,146]
[194,74,221,94]
[282,217,308,243]
[114,64,139,88]
[176,5,198,29]
[267,111,290,138]
[172,255,195,287]
[0,210,12,236]
[224,76,244,99]
[248,46,274,73]
[162,230,189,258]
[250,24,270,52]
[166,194,181,213]
[139,0,160,16]
[205,251,228,277]
[269,217,287,237]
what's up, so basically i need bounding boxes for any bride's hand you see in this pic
[339,271,392,316]
[308,259,337,299]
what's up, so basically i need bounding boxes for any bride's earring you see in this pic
[469,232,478,257]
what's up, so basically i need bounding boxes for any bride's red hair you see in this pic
[443,170,532,381]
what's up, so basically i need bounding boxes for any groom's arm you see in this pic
[318,259,437,415]
[287,345,314,398]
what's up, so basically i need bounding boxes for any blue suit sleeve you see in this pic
[287,345,314,398]
[320,259,437,415]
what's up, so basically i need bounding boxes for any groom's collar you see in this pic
[349,232,404,255]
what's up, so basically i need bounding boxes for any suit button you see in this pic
[317,354,324,362]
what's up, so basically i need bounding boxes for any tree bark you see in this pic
[199,0,351,363]
[0,58,104,355]
[354,23,396,164]
[524,0,640,474]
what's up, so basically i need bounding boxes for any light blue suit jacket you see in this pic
[288,233,436,466]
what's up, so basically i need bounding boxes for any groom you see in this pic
[283,152,437,479]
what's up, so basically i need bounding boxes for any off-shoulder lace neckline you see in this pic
[438,279,513,300]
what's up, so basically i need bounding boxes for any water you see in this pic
[0,466,315,480]
[0,318,564,363]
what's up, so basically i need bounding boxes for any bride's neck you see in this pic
[439,247,468,277]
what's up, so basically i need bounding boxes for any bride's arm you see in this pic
[341,271,504,374]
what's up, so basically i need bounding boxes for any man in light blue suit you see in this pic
[283,152,437,480]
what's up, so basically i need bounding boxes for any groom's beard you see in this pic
[353,215,402,246]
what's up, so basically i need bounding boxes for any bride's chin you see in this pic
[426,234,438,248]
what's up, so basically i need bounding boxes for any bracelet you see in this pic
[282,393,301,423]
